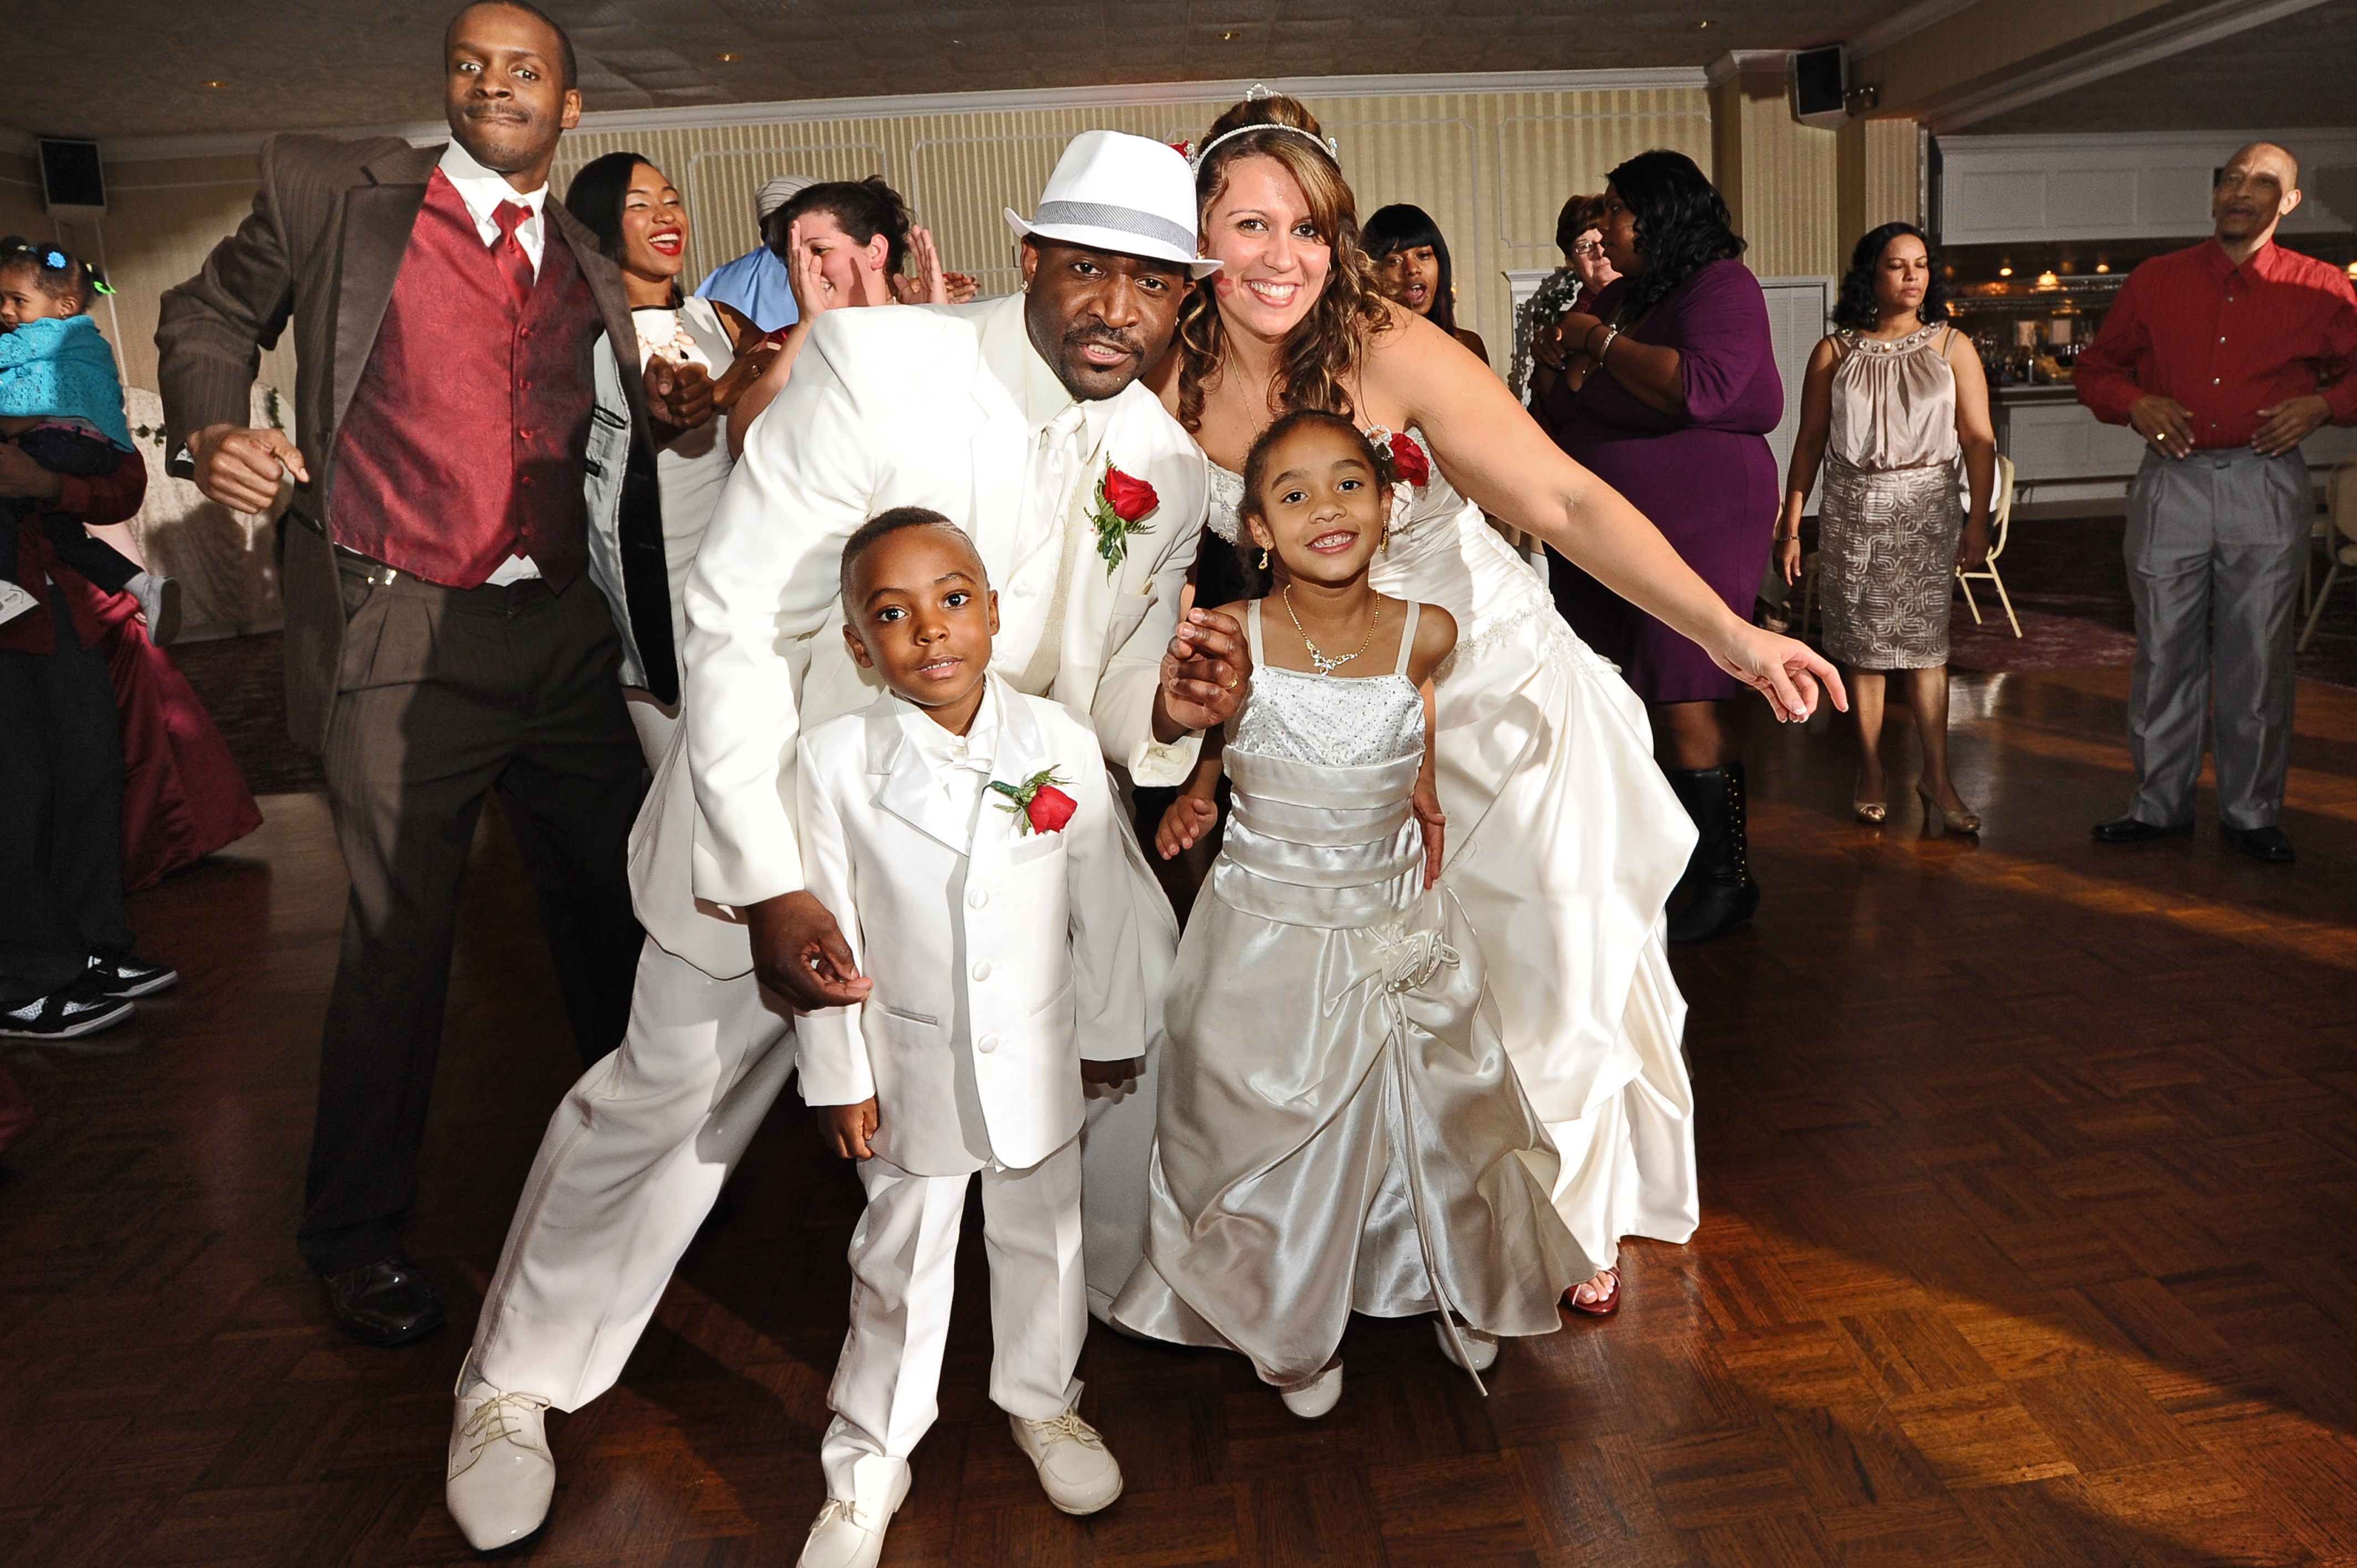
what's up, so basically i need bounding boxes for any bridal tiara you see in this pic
[1185,120,1340,174]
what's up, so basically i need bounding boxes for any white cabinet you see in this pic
[1998,391,2357,504]
[1937,131,2356,245]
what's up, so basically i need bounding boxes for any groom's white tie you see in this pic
[1009,403,1095,693]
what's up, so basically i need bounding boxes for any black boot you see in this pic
[1664,762,1759,945]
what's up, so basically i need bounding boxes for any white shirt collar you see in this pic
[894,675,1001,782]
[438,139,549,244]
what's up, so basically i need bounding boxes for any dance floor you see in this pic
[4,664,2354,1567]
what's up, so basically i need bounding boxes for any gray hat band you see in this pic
[1031,200,1196,254]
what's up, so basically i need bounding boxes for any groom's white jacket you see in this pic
[630,292,1208,979]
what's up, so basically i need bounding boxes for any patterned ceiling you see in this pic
[13,1,1908,142]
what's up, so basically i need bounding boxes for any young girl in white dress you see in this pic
[1110,410,1589,1415]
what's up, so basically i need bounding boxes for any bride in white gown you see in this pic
[1141,94,1844,1312]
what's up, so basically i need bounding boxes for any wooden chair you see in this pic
[2297,456,2357,652]
[1955,453,2021,638]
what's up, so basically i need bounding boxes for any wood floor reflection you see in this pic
[3,665,2354,1567]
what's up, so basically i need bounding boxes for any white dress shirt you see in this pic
[893,678,1003,850]
[439,140,550,584]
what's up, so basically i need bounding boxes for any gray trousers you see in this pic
[2123,446,2312,831]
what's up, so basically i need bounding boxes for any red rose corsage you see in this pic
[1089,460,1160,577]
[988,767,1078,836]
[1386,430,1431,488]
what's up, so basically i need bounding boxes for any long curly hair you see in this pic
[1833,221,1948,331]
[1175,94,1393,435]
[1362,203,1458,336]
[1605,149,1744,323]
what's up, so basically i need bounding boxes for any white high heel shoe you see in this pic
[1279,1360,1344,1419]
[1434,1318,1499,1372]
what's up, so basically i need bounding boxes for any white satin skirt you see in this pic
[1372,508,1703,1264]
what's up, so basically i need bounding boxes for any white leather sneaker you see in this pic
[1279,1360,1344,1419]
[1010,1407,1123,1515]
[1434,1319,1500,1373]
[796,1468,909,1568]
[445,1360,555,1552]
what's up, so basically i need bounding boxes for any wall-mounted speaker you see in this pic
[37,138,107,216]
[1789,46,1849,130]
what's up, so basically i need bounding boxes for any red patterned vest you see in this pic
[329,169,599,589]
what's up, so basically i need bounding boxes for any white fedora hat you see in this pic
[1004,130,1219,278]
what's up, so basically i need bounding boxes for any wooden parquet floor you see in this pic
[4,665,2354,1567]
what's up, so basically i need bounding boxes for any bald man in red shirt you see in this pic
[2075,142,2357,864]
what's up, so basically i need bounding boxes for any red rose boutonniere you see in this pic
[1089,460,1160,578]
[1387,430,1431,488]
[988,767,1078,836]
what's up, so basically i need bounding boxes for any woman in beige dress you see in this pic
[1780,223,1995,830]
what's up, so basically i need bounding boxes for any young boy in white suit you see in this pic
[792,507,1146,1568]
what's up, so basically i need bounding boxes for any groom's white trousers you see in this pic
[466,939,1160,1411]
[469,937,796,1409]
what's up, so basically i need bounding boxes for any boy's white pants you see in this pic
[822,1137,1087,1504]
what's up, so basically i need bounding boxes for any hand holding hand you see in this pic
[2128,394,2195,458]
[1081,1058,1143,1087]
[1156,794,1218,859]
[1712,622,1848,723]
[746,889,872,1013]
[2252,394,2329,457]
[1157,604,1252,739]
[822,1098,879,1160]
[189,424,307,513]
[0,443,65,501]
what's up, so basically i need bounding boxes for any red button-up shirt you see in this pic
[2075,239,2357,449]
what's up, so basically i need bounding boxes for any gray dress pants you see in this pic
[2122,446,2312,831]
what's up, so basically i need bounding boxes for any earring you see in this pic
[1258,547,1270,569]
[1380,518,1391,554]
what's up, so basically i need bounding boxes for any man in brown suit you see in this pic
[158,0,706,1347]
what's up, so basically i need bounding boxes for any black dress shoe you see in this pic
[2224,825,2295,864]
[86,949,179,1000]
[323,1252,445,1346]
[2091,816,2194,844]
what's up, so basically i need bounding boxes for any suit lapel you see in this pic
[866,700,981,856]
[966,297,1034,571]
[330,145,439,438]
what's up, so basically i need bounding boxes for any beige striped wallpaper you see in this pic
[7,82,1714,396]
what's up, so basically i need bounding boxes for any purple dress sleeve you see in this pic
[1668,260,1783,432]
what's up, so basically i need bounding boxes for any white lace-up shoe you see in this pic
[796,1468,909,1568]
[1010,1407,1123,1514]
[1434,1319,1500,1372]
[1279,1360,1344,1419]
[445,1360,555,1552]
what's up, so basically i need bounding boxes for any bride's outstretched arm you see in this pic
[1377,310,1846,722]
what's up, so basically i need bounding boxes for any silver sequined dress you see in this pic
[1109,601,1587,1387]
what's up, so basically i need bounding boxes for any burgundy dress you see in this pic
[1536,258,1782,703]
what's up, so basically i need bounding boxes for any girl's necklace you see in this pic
[1282,585,1381,677]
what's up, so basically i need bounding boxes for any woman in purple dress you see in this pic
[1537,151,1782,945]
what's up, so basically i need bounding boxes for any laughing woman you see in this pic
[563,151,778,759]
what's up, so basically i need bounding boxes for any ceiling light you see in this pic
[1219,29,1238,40]
[1696,19,1713,28]
[200,79,229,89]
[714,51,740,61]
[2094,263,2109,274]
[1998,266,2011,277]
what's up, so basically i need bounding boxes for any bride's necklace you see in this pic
[1282,585,1381,677]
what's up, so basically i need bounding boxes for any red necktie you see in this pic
[491,201,535,309]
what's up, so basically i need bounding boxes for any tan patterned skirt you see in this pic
[1818,457,1963,670]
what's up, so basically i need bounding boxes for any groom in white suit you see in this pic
[445,131,1249,1552]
